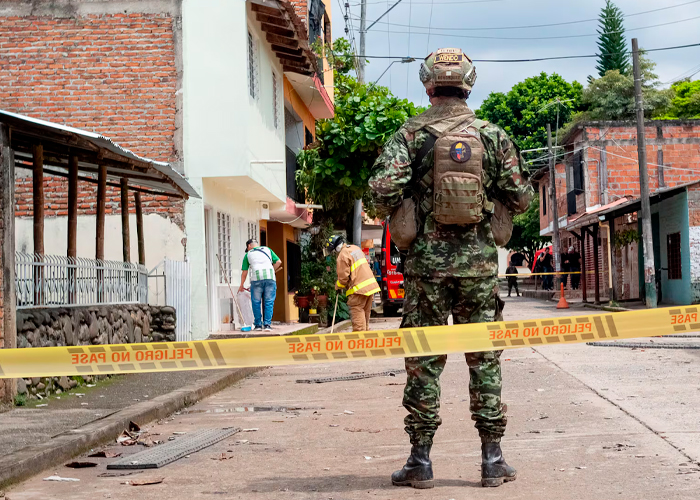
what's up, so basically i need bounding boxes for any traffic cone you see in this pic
[556,282,570,309]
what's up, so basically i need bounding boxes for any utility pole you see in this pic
[358,0,367,84]
[352,0,367,245]
[547,124,561,286]
[632,38,657,308]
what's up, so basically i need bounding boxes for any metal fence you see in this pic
[148,259,191,341]
[15,252,148,309]
[165,259,191,342]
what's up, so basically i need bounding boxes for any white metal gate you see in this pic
[164,259,191,341]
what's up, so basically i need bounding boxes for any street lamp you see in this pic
[373,57,415,86]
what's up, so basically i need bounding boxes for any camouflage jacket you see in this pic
[369,98,533,278]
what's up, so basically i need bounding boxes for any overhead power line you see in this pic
[350,0,505,5]
[352,14,700,40]
[355,41,700,63]
[357,0,700,32]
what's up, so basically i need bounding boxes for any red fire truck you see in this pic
[380,220,404,317]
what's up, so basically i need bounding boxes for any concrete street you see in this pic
[6,297,700,499]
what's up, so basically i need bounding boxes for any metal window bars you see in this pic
[15,252,147,309]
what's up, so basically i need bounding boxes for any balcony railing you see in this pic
[15,253,147,309]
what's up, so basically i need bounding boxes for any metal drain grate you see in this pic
[107,428,240,469]
[296,369,404,384]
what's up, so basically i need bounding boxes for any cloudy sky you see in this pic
[331,0,700,109]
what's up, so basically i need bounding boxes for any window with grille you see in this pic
[247,221,259,242]
[272,71,280,129]
[217,212,232,283]
[667,232,682,280]
[248,32,258,99]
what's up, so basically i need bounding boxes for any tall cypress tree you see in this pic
[595,0,630,77]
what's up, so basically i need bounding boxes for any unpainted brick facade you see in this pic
[536,120,700,303]
[539,121,700,232]
[0,12,184,227]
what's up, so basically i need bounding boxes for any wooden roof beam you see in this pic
[271,44,304,56]
[266,33,299,50]
[255,12,289,28]
[251,3,282,16]
[276,52,308,64]
[260,23,295,39]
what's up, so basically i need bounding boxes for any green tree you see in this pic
[476,72,583,163]
[296,39,422,220]
[665,79,700,118]
[507,194,549,265]
[581,53,673,121]
[595,0,630,77]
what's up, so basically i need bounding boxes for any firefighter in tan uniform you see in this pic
[325,235,380,331]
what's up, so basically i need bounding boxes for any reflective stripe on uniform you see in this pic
[350,257,368,273]
[346,277,381,296]
[336,280,346,289]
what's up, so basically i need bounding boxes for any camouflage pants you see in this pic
[400,276,507,446]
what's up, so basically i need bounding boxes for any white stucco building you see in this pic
[183,0,334,338]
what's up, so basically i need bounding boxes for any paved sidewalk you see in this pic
[7,297,699,499]
[0,370,217,458]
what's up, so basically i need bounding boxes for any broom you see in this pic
[216,254,252,332]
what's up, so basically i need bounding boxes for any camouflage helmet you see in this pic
[419,48,477,96]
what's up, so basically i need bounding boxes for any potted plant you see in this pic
[309,297,319,316]
[294,261,315,309]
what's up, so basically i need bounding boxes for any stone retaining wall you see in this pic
[15,304,176,400]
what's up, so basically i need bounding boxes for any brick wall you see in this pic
[0,13,183,226]
[289,0,308,26]
[553,122,700,213]
[14,175,184,228]
[537,163,567,232]
[583,123,700,202]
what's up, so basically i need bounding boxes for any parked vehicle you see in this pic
[380,221,404,317]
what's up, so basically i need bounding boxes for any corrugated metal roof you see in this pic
[0,109,199,199]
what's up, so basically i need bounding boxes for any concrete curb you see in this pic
[0,366,262,489]
[209,323,319,339]
[316,319,353,334]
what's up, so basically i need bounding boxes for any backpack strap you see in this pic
[469,118,497,214]
[403,134,437,199]
[251,247,273,264]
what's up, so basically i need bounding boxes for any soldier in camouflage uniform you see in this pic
[369,48,533,489]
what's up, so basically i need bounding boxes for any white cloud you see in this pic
[333,0,700,108]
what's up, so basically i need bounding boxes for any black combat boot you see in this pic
[481,440,517,487]
[391,444,434,489]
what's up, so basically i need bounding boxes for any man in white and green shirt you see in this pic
[238,239,282,331]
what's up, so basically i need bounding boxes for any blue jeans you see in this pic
[250,279,277,328]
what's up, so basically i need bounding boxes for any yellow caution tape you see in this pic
[0,306,697,379]
[497,271,596,277]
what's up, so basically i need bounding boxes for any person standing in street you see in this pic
[505,260,520,297]
[539,248,554,290]
[369,48,533,489]
[561,248,570,289]
[568,246,581,290]
[239,239,282,332]
[325,235,380,332]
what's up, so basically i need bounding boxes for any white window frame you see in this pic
[272,70,281,129]
[217,211,232,284]
[248,31,259,99]
[248,221,259,242]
